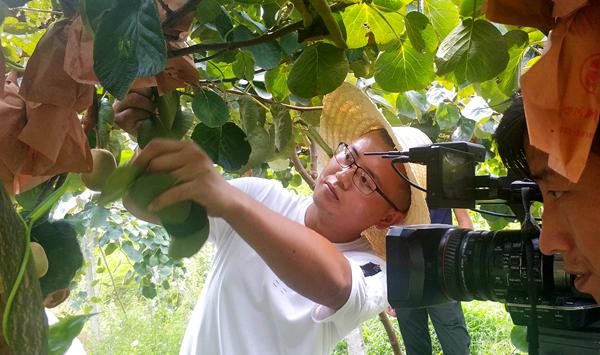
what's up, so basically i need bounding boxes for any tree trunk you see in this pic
[0,186,47,354]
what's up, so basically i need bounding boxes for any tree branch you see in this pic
[225,89,323,112]
[169,21,303,57]
[378,312,402,355]
[291,150,315,190]
[309,138,319,179]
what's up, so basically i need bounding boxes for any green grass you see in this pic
[59,246,522,354]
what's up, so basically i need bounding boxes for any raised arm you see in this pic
[134,139,352,310]
[453,208,474,229]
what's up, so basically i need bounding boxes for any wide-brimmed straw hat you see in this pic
[319,82,431,259]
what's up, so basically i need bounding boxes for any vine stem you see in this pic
[2,214,32,345]
[99,246,128,318]
[291,150,315,190]
[225,89,323,112]
[13,7,62,14]
[2,174,73,344]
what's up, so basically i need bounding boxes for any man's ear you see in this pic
[43,288,70,309]
[374,210,406,229]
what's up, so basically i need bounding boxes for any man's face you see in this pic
[525,143,600,303]
[313,131,410,236]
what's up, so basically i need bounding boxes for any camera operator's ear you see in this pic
[375,211,405,229]
[43,288,70,309]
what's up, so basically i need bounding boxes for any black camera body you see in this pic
[374,142,600,353]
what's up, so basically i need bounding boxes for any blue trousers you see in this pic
[395,301,471,355]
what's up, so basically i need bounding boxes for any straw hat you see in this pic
[319,82,431,259]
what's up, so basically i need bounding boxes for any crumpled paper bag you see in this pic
[519,0,600,182]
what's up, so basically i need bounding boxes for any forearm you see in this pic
[453,209,473,229]
[222,190,352,309]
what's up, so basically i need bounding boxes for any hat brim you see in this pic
[318,83,431,259]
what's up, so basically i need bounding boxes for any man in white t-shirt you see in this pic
[114,83,432,355]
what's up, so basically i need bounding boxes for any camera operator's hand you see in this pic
[132,139,237,219]
[113,88,154,136]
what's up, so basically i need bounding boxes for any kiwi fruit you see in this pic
[81,149,117,191]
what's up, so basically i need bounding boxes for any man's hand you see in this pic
[132,139,236,218]
[113,88,155,136]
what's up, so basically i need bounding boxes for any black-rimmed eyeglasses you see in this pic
[334,142,401,211]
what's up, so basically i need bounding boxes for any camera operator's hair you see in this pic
[32,221,83,297]
[495,95,532,179]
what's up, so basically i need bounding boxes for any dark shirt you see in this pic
[429,208,452,225]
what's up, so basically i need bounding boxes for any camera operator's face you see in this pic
[526,144,600,303]
[313,131,410,239]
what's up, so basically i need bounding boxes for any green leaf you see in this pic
[451,117,476,141]
[423,0,459,40]
[192,88,230,127]
[341,4,404,49]
[137,115,171,148]
[48,314,96,355]
[272,106,292,153]
[170,109,195,139]
[510,325,528,352]
[81,0,117,33]
[374,41,435,92]
[287,43,348,98]
[265,65,290,100]
[457,0,483,18]
[241,126,273,170]
[157,91,180,131]
[167,219,209,259]
[195,0,222,24]
[99,165,143,205]
[478,203,512,230]
[435,19,509,84]
[434,103,461,130]
[93,0,167,99]
[496,30,529,96]
[396,93,418,121]
[232,51,256,81]
[239,97,266,133]
[191,122,251,172]
[373,0,408,11]
[405,11,438,53]
[232,26,281,70]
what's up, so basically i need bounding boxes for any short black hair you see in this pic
[495,95,532,179]
[32,221,83,297]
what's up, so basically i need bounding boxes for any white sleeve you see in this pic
[310,255,388,336]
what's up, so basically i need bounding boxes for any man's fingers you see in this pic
[114,109,148,135]
[146,151,193,174]
[171,163,215,183]
[148,180,196,212]
[113,91,155,114]
[132,139,186,171]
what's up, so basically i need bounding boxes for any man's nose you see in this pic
[539,202,573,255]
[335,166,354,190]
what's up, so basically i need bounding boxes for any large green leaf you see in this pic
[272,106,292,153]
[232,51,256,81]
[265,64,290,100]
[239,96,266,132]
[405,11,438,53]
[287,43,348,98]
[99,165,143,205]
[192,88,230,127]
[48,314,96,355]
[191,122,251,172]
[93,0,167,99]
[341,4,404,49]
[434,103,461,130]
[423,0,459,40]
[457,0,483,18]
[435,19,509,84]
[373,0,409,12]
[241,126,273,170]
[195,0,222,24]
[374,41,435,92]
[496,30,529,96]
[232,26,281,70]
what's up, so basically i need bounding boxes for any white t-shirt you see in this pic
[180,177,388,355]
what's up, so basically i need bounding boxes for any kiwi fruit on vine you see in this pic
[30,241,48,278]
[124,172,191,224]
[81,149,117,191]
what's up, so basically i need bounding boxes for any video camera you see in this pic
[367,142,600,354]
